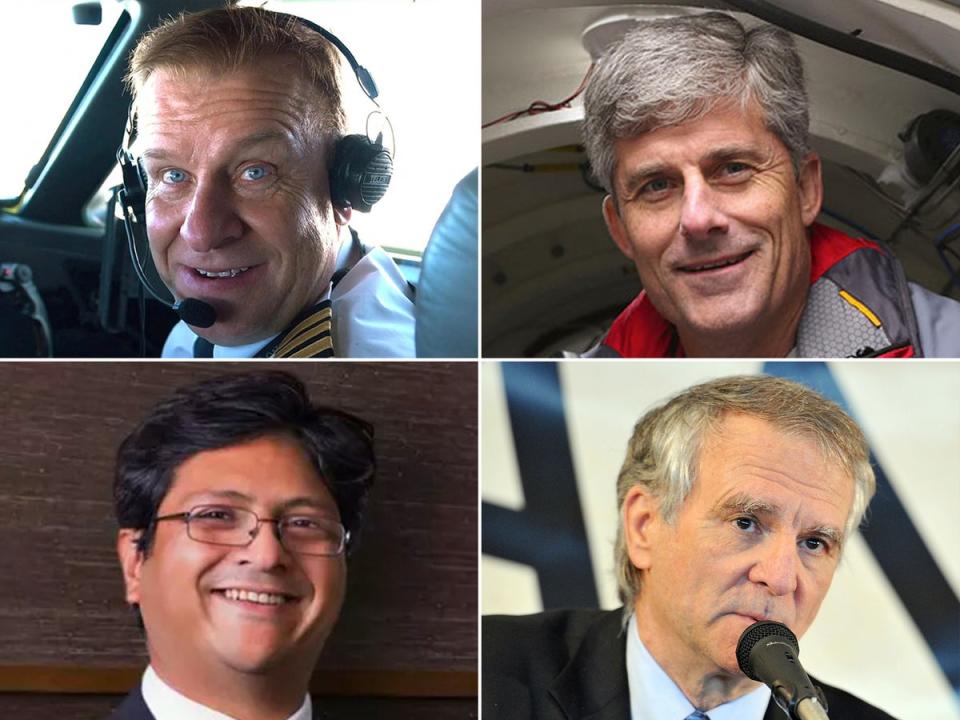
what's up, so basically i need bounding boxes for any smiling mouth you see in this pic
[679,251,753,273]
[194,266,251,279]
[214,588,298,606]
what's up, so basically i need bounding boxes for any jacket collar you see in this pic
[602,223,881,358]
[546,609,790,720]
[548,610,631,720]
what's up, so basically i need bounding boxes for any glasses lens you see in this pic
[187,505,255,546]
[281,515,345,556]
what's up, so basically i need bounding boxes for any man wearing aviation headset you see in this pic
[117,5,414,358]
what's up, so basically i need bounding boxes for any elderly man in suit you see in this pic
[110,371,374,720]
[484,375,897,719]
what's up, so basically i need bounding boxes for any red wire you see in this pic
[482,63,595,129]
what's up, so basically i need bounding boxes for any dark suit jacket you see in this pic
[107,686,154,720]
[106,685,327,720]
[483,608,898,720]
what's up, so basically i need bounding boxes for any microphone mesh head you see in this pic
[735,621,799,680]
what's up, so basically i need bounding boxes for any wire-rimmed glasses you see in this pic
[154,504,349,557]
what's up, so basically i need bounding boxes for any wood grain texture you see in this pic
[0,693,478,720]
[0,666,476,696]
[0,362,477,687]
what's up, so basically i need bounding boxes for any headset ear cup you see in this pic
[116,147,148,223]
[329,134,393,213]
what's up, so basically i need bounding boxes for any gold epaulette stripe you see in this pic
[281,306,333,342]
[287,335,334,358]
[274,319,332,358]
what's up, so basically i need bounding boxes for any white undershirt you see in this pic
[141,666,312,720]
[626,613,771,720]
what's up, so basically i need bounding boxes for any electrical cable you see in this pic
[482,63,595,129]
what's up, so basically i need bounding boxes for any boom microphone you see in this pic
[129,254,217,328]
[736,621,830,720]
[115,182,218,329]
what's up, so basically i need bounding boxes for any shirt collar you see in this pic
[625,614,770,720]
[141,666,312,720]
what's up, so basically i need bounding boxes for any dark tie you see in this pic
[192,336,214,358]
[685,713,711,720]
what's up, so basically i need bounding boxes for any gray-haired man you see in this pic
[580,12,960,358]
[483,375,897,719]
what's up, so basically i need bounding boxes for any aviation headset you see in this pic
[116,9,393,244]
[114,10,394,330]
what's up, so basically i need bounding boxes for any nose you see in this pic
[180,178,244,252]
[679,174,729,240]
[747,535,799,597]
[238,520,290,570]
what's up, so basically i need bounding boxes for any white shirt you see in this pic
[141,665,312,720]
[161,244,416,358]
[626,613,771,720]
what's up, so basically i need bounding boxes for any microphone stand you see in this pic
[795,697,830,720]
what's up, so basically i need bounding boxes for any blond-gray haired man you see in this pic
[483,375,897,719]
[122,6,415,358]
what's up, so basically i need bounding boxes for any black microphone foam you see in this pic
[174,298,217,328]
[736,621,829,719]
[736,620,799,679]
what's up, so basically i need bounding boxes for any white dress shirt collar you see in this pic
[625,613,770,720]
[161,245,415,359]
[141,666,312,720]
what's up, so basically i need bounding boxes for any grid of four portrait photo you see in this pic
[0,2,958,720]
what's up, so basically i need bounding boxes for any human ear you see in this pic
[333,205,352,228]
[797,152,823,226]
[603,195,635,261]
[622,484,661,572]
[117,529,145,605]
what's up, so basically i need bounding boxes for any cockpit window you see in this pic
[0,0,124,200]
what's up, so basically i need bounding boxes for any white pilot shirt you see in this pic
[626,613,772,720]
[141,665,312,720]
[161,242,416,359]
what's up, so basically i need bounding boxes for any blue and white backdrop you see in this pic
[482,361,960,720]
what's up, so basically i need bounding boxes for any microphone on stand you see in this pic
[736,621,830,720]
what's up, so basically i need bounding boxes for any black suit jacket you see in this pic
[483,609,898,720]
[107,686,154,720]
[106,685,328,720]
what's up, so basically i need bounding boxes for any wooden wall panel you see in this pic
[0,362,477,699]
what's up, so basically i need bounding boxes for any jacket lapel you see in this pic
[549,610,631,720]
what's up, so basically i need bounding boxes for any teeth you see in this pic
[196,267,249,278]
[222,588,288,605]
[688,256,742,272]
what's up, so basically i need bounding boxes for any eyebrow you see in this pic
[181,490,334,514]
[140,130,296,163]
[715,492,844,547]
[618,144,767,198]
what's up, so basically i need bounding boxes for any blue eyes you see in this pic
[242,165,269,181]
[162,169,187,184]
[641,178,672,195]
[157,165,271,186]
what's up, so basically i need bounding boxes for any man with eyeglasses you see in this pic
[111,371,374,720]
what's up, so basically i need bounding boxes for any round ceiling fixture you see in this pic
[581,7,706,59]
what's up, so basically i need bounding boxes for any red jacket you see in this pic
[595,224,920,358]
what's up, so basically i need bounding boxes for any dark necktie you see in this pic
[685,712,711,720]
[192,336,213,358]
